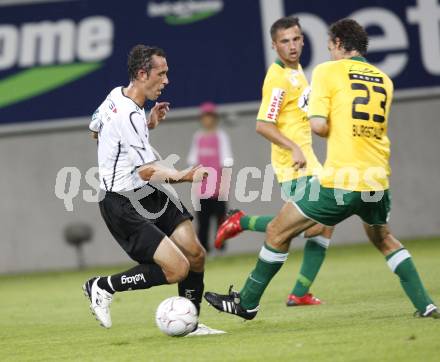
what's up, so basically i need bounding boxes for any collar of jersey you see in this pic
[120,87,144,110]
[350,56,368,63]
[275,58,286,68]
[274,58,301,70]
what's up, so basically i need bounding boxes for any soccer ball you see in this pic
[155,296,198,337]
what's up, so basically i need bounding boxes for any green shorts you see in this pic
[281,176,314,201]
[282,176,391,226]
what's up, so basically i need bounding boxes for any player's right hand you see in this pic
[291,145,307,171]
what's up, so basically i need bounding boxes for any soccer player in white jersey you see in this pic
[83,45,224,335]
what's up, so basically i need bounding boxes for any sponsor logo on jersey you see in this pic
[289,69,301,87]
[147,0,223,25]
[266,88,285,121]
[298,86,311,113]
[108,100,117,113]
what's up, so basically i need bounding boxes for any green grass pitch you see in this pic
[1,239,439,361]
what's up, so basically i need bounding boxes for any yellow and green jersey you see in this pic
[257,59,322,183]
[308,57,393,191]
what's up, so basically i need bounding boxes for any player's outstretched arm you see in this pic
[138,163,207,183]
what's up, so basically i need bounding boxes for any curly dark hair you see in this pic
[329,19,369,56]
[270,16,301,41]
[127,45,166,81]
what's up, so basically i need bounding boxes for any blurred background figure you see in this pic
[187,102,234,254]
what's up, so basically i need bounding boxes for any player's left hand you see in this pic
[148,102,170,129]
[183,165,209,183]
[291,144,307,171]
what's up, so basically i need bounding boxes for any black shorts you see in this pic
[99,185,193,264]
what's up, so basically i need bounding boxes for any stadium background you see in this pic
[0,0,439,273]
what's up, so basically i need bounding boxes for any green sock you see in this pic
[240,215,273,232]
[386,248,433,312]
[240,243,288,309]
[291,237,329,296]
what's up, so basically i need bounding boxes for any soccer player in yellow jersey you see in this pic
[205,19,438,320]
[214,17,334,307]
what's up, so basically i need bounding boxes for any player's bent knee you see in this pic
[266,221,288,248]
[304,224,325,238]
[154,236,190,283]
[267,238,287,250]
[266,220,277,240]
[382,233,403,253]
[177,240,206,271]
[164,257,190,283]
[189,245,206,270]
[195,242,206,259]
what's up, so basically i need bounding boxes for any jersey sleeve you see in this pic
[257,73,288,124]
[89,108,102,132]
[119,111,156,166]
[308,63,332,119]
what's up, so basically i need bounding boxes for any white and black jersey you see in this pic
[90,87,156,192]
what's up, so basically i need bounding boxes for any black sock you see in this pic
[97,277,114,294]
[106,263,168,292]
[178,270,204,314]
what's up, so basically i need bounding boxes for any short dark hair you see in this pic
[270,16,301,41]
[127,45,166,81]
[329,19,369,56]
